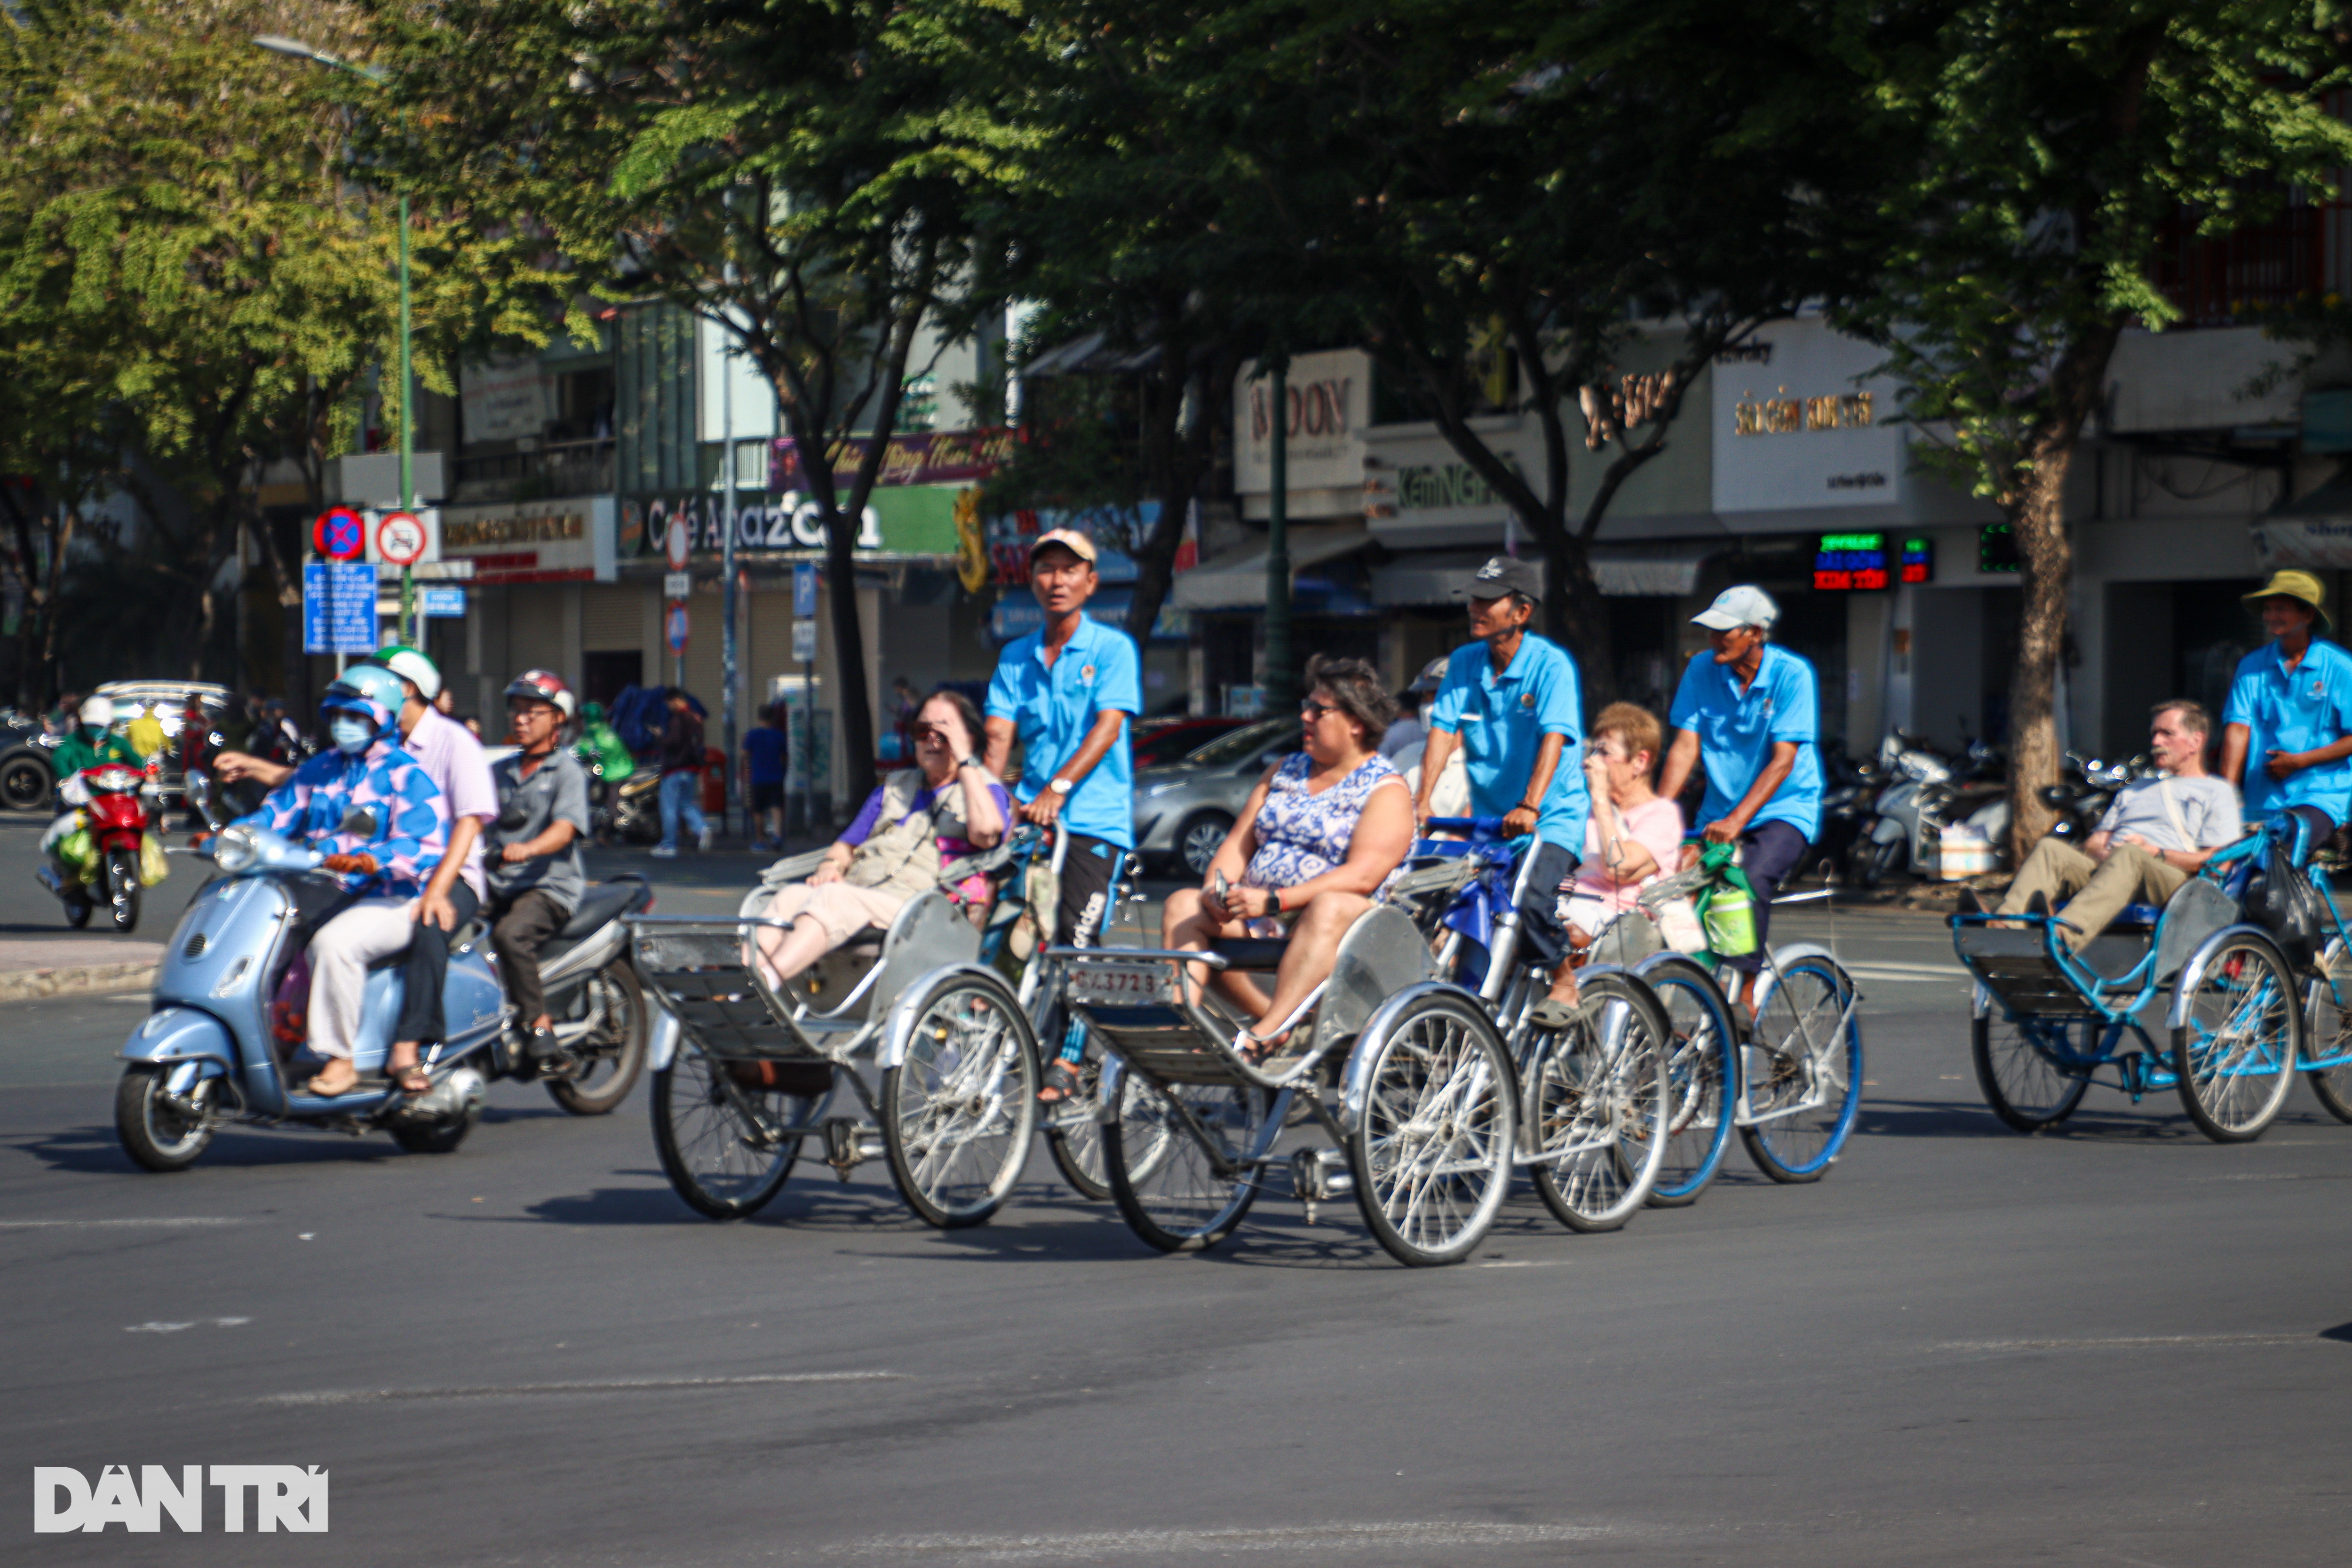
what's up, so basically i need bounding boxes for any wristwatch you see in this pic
[1049,777,1074,795]
[958,756,982,772]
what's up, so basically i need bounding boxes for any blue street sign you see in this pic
[793,562,818,619]
[420,586,467,618]
[666,602,690,655]
[302,562,379,654]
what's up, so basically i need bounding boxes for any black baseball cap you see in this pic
[1454,555,1542,602]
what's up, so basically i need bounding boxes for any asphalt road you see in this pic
[6,871,2352,1566]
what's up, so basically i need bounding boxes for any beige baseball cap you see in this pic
[1028,528,1098,565]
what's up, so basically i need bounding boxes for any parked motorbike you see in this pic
[37,764,162,931]
[1791,749,1878,884]
[1859,729,2008,885]
[113,782,656,1171]
[2042,750,2145,842]
[590,764,661,844]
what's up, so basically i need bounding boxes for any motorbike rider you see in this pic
[373,646,500,1094]
[483,671,594,1066]
[1656,586,1823,1013]
[223,667,449,1098]
[40,695,142,886]
[2219,569,2352,855]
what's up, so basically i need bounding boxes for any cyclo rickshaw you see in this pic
[1952,815,2342,1142]
[1063,819,1677,1267]
[630,824,1120,1227]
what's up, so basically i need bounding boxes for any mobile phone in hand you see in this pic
[1209,869,1229,903]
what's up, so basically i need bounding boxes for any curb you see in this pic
[0,961,157,1004]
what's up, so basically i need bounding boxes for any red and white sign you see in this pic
[313,507,366,561]
[664,517,691,572]
[376,511,429,566]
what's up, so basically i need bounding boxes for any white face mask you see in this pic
[330,716,376,756]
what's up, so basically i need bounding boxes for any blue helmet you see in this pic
[321,664,405,734]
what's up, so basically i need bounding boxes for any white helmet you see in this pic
[78,696,115,728]
[375,645,442,702]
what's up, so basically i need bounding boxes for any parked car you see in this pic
[0,715,55,812]
[1132,717,1303,877]
[1130,715,1252,769]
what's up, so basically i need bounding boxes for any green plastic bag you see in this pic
[139,830,170,888]
[57,827,96,876]
[576,718,635,783]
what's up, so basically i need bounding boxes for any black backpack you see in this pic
[2241,834,2327,970]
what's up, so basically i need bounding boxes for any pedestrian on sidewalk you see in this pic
[743,703,789,851]
[652,689,712,858]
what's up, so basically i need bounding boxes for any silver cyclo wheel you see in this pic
[1348,988,1517,1267]
[2299,938,2352,1124]
[1106,1075,1268,1253]
[1528,971,1673,1232]
[651,1046,820,1219]
[881,970,1040,1228]
[1741,954,1865,1183]
[2173,931,2302,1143]
[1971,1003,2090,1133]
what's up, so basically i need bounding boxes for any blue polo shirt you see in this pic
[2224,637,2352,825]
[985,612,1141,848]
[1429,633,1589,853]
[1669,642,1822,840]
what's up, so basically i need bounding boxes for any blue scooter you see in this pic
[114,787,652,1170]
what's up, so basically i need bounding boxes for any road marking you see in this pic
[834,1521,1618,1560]
[127,1317,248,1334]
[1476,1258,1571,1269]
[261,1370,906,1406]
[0,1217,243,1231]
[1934,1333,2332,1353]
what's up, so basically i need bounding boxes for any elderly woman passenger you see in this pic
[1161,655,1414,1063]
[752,690,1009,988]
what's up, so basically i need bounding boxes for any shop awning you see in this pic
[2252,464,2352,568]
[1172,525,1373,610]
[1371,542,1719,605]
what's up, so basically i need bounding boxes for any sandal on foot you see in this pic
[1037,1059,1087,1106]
[295,1069,366,1098]
[1232,1028,1288,1068]
[387,1063,433,1096]
[1528,998,1580,1032]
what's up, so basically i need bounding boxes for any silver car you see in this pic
[1132,717,1303,877]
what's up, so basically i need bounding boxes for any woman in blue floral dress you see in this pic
[1160,656,1415,1059]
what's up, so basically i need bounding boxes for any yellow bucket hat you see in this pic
[2244,569,2331,629]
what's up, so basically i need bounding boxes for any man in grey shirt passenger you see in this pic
[486,671,594,1062]
[1991,699,2242,947]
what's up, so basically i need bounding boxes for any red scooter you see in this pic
[44,763,156,931]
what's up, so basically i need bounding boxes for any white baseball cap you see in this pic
[1691,585,1780,632]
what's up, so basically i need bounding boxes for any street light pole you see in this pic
[253,36,414,651]
[1262,363,1294,718]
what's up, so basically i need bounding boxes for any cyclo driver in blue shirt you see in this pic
[1656,585,1822,1014]
[2220,568,2352,855]
[982,526,1141,1106]
[1411,556,1593,1030]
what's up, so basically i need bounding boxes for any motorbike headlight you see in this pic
[92,766,140,791]
[213,825,259,874]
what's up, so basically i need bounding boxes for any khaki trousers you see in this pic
[1997,838,2186,948]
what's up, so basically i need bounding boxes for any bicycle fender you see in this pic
[2164,923,2292,1035]
[1751,943,1849,1019]
[647,1002,682,1074]
[1095,1052,1128,1125]
[877,963,1027,1071]
[119,1005,236,1068]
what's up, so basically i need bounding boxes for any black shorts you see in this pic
[1514,839,1582,969]
[750,780,784,813]
[1057,834,1121,946]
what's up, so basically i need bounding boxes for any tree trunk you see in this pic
[2004,455,2073,864]
[1126,341,1226,655]
[1529,518,1615,708]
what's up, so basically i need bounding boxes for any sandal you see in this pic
[1036,1059,1087,1106]
[386,1062,433,1096]
[1527,998,1580,1033]
[1232,1027,1289,1068]
[294,1067,366,1098]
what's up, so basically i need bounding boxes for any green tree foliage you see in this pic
[0,0,558,689]
[1205,0,1906,696]
[375,0,1015,795]
[1845,0,2352,852]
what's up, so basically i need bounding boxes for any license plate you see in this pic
[1065,960,1179,1009]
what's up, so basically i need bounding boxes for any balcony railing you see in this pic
[2153,202,2336,326]
[452,438,615,504]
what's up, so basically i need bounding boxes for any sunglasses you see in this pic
[1300,699,1339,720]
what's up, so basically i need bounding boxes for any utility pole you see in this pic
[721,333,739,843]
[1262,364,1294,717]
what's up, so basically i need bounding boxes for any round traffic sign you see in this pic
[665,603,690,655]
[664,516,691,572]
[313,507,366,561]
[376,511,429,567]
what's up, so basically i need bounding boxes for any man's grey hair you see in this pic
[2152,698,2211,738]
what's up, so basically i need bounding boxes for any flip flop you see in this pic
[1527,998,1580,1032]
[386,1063,433,1096]
[1036,1059,1087,1106]
[294,1070,369,1098]
[1232,1027,1290,1068]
